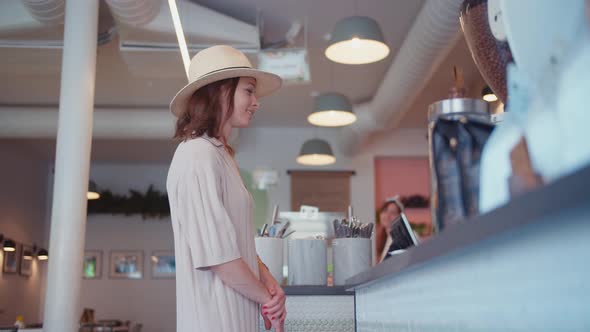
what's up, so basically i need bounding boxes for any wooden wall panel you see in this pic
[289,171,354,212]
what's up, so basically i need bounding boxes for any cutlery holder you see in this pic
[255,237,284,283]
[332,238,372,285]
[288,239,327,286]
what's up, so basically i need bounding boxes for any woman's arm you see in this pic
[257,256,272,283]
[257,256,287,329]
[212,257,286,331]
[210,258,272,305]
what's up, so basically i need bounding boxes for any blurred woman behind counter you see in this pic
[375,196,404,263]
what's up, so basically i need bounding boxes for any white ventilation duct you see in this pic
[0,0,111,48]
[0,107,241,144]
[0,1,63,42]
[339,0,464,154]
[104,0,260,77]
[0,107,175,139]
[0,2,41,33]
[106,0,260,52]
[105,0,160,27]
[1,0,258,51]
[22,0,65,25]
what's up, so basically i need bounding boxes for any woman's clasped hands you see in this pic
[261,280,286,332]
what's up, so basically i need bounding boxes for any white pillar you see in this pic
[42,1,99,331]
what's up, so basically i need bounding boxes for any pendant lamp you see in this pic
[297,139,336,166]
[308,93,357,127]
[37,248,49,260]
[87,180,100,200]
[481,86,498,102]
[325,16,389,65]
[23,249,33,260]
[2,238,16,252]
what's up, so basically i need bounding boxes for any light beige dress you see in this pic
[167,135,260,332]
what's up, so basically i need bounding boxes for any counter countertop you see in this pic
[282,285,353,296]
[347,163,590,289]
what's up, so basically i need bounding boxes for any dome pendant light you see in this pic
[308,93,357,127]
[87,180,100,200]
[325,16,390,65]
[297,139,336,166]
[2,238,16,252]
[37,248,49,260]
[481,86,498,102]
[23,249,33,260]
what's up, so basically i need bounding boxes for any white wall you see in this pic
[235,127,353,218]
[235,127,429,226]
[80,216,175,332]
[0,141,50,326]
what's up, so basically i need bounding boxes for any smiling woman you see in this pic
[166,45,286,332]
[171,46,281,152]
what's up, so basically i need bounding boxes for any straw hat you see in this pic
[170,45,282,117]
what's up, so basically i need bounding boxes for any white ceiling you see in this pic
[0,0,486,161]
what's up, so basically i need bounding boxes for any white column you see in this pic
[42,1,99,332]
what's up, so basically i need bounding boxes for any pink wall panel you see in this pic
[374,157,431,229]
[374,157,430,206]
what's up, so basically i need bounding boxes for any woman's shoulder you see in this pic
[168,137,227,187]
[175,137,225,169]
[185,136,211,147]
[178,136,223,155]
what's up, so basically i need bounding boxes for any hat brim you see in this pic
[170,68,282,117]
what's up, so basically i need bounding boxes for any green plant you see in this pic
[87,185,170,219]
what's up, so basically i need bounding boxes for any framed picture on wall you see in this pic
[83,250,102,279]
[150,250,175,279]
[109,250,143,279]
[2,243,19,274]
[19,245,34,277]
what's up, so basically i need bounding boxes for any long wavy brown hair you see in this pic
[173,77,240,154]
